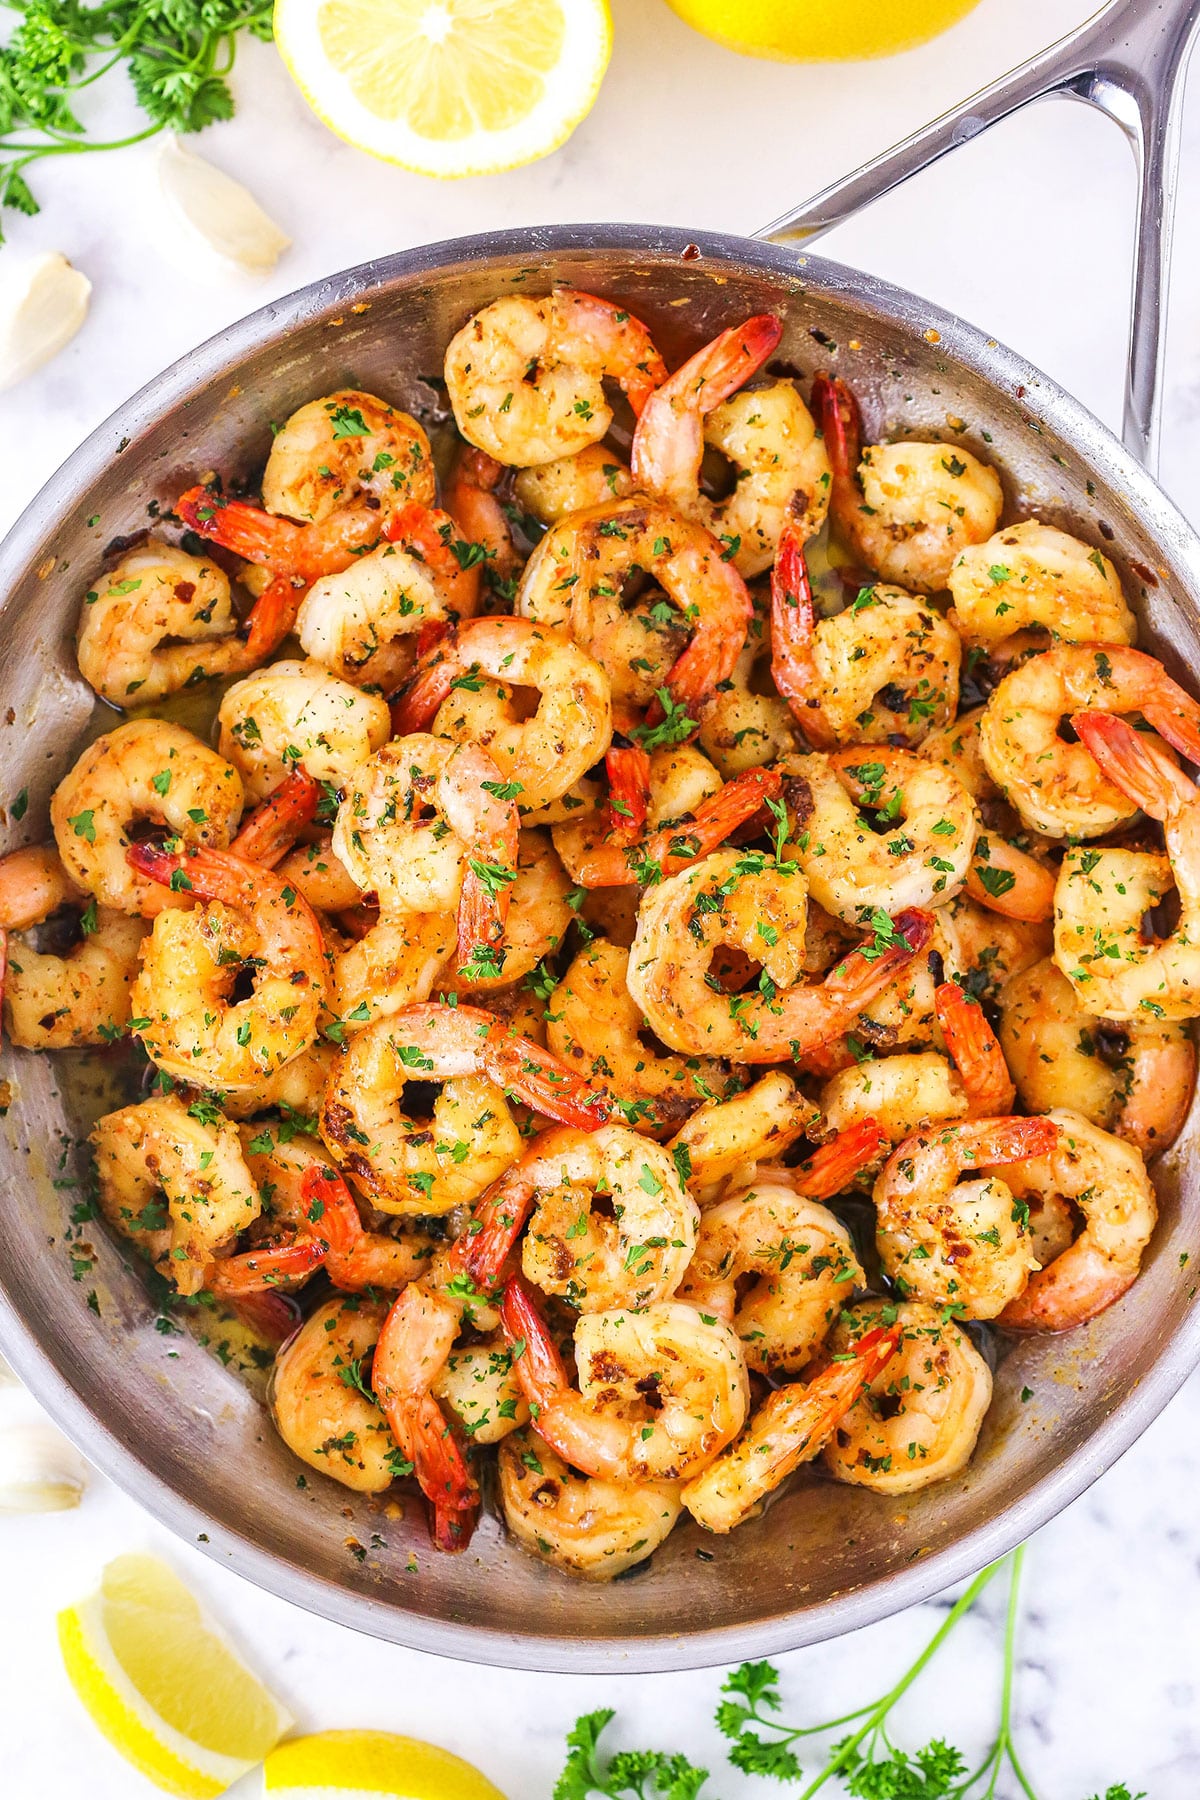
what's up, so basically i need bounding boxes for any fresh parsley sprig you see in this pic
[0,0,274,241]
[554,1710,711,1800]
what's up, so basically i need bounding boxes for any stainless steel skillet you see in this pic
[1,0,1200,1675]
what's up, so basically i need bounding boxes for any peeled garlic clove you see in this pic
[158,136,291,274]
[0,252,91,394]
[0,1421,87,1512]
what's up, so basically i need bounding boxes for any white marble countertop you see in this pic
[3,0,1200,1792]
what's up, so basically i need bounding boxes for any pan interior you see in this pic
[2,226,1198,1671]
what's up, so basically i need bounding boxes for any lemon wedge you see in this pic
[273,0,611,177]
[264,1730,507,1798]
[57,1553,292,1797]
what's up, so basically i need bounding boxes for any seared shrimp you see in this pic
[76,542,257,707]
[995,1108,1157,1331]
[498,1428,681,1581]
[393,618,612,812]
[812,375,1003,592]
[51,721,244,916]
[217,660,391,803]
[433,1335,529,1445]
[240,1138,432,1292]
[92,1095,261,1296]
[680,1321,900,1534]
[502,1279,749,1484]
[129,844,327,1092]
[874,1115,1058,1319]
[4,906,145,1050]
[770,526,960,749]
[668,1071,819,1191]
[270,1297,398,1493]
[261,390,434,523]
[949,520,1135,650]
[979,645,1200,839]
[518,496,753,717]
[445,289,666,467]
[329,912,456,1032]
[627,848,931,1063]
[823,1300,992,1495]
[1000,957,1194,1157]
[520,1126,699,1312]
[513,444,634,525]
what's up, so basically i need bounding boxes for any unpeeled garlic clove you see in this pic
[0,1420,87,1513]
[0,252,91,394]
[158,136,291,274]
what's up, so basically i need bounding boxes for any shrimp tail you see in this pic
[965,833,1057,923]
[935,980,1015,1116]
[445,1165,539,1294]
[500,1273,567,1409]
[227,1290,301,1346]
[298,1165,364,1258]
[207,1235,328,1294]
[798,1119,889,1196]
[605,744,652,842]
[1071,709,1195,819]
[230,769,322,868]
[396,1391,480,1552]
[770,520,836,745]
[242,573,305,663]
[485,1026,615,1129]
[810,373,861,491]
[390,641,460,737]
[176,484,380,580]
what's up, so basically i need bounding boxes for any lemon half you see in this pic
[663,0,982,62]
[264,1729,507,1798]
[57,1553,292,1798]
[274,0,612,177]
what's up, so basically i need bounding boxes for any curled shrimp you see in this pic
[948,520,1136,649]
[517,496,753,718]
[978,645,1200,839]
[239,1143,433,1293]
[513,444,634,526]
[668,1071,820,1191]
[874,1115,1059,1319]
[501,1277,749,1484]
[128,842,327,1092]
[444,289,666,467]
[391,617,613,812]
[261,389,435,523]
[218,661,391,804]
[270,1296,398,1493]
[812,374,1003,592]
[680,1322,900,1535]
[995,1107,1158,1331]
[498,1428,682,1581]
[770,523,960,749]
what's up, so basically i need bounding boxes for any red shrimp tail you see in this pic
[798,1119,889,1197]
[176,486,290,568]
[729,313,783,384]
[935,981,1015,1116]
[444,1167,538,1294]
[661,767,784,873]
[231,770,322,869]
[228,1290,301,1345]
[487,1030,614,1129]
[500,1274,567,1408]
[127,840,249,907]
[431,1494,479,1553]
[390,648,459,736]
[978,1115,1060,1164]
[1071,709,1187,819]
[606,744,652,843]
[242,573,305,663]
[207,1235,328,1295]
[810,373,861,485]
[299,1165,364,1258]
[770,524,836,744]
[399,1392,480,1550]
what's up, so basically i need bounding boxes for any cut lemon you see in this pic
[57,1553,292,1798]
[264,1730,507,1798]
[273,0,612,177]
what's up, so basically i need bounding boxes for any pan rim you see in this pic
[3,219,1199,1672]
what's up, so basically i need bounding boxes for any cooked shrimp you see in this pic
[819,1052,970,1152]
[553,766,781,889]
[520,1125,699,1312]
[513,444,634,525]
[995,1108,1157,1330]
[392,618,612,812]
[812,375,1003,592]
[320,1002,611,1214]
[332,736,518,979]
[217,660,391,804]
[445,289,666,467]
[51,720,244,917]
[770,525,960,749]
[934,890,1052,1002]
[4,905,145,1049]
[948,520,1136,649]
[934,979,1015,1115]
[433,1335,529,1445]
[680,1321,899,1534]
[498,1428,681,1581]
[697,619,801,777]
[176,484,384,584]
[128,843,327,1092]
[371,1279,481,1549]
[978,645,1200,839]
[218,1039,337,1122]
[240,1139,432,1292]
[627,848,931,1063]
[823,1300,992,1495]
[517,496,753,716]
[545,938,742,1132]
[261,390,434,523]
[0,845,83,929]
[1054,711,1200,1019]
[444,446,523,587]
[630,312,780,496]
[501,1279,748,1484]
[668,1071,819,1191]
[445,829,574,994]
[329,912,456,1032]
[228,770,322,867]
[920,705,997,801]
[274,834,363,916]
[999,957,1194,1157]
[874,1115,1058,1319]
[76,542,259,707]
[270,1296,397,1493]
[678,1147,876,1373]
[92,1095,261,1296]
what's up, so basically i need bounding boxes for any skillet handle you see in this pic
[755,0,1200,476]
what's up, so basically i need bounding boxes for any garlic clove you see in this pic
[0,252,91,394]
[158,136,291,274]
[0,1421,87,1513]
